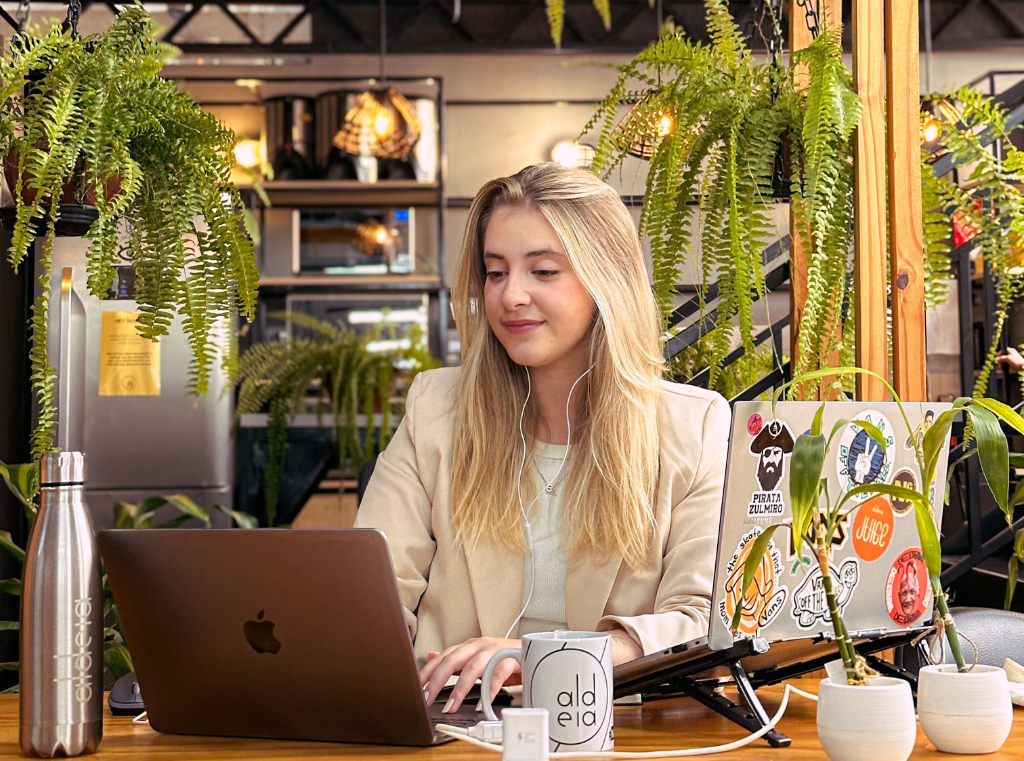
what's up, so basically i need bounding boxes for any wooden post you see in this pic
[885,0,928,401]
[789,0,814,396]
[789,0,844,400]
[853,0,890,402]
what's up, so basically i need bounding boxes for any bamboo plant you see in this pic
[733,367,1024,682]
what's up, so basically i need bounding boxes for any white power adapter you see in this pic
[501,707,549,761]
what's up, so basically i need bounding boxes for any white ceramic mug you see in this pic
[480,631,614,752]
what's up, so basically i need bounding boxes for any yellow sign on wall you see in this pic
[98,311,160,396]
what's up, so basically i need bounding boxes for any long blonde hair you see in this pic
[450,163,665,570]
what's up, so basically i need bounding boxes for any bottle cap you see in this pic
[40,451,86,485]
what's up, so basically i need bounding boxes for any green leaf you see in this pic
[923,408,962,489]
[811,402,826,437]
[838,483,941,577]
[212,505,258,529]
[1007,555,1019,611]
[104,640,133,681]
[790,433,826,559]
[0,621,19,631]
[0,579,22,596]
[0,662,19,671]
[0,460,37,521]
[971,398,1024,437]
[113,500,137,530]
[162,494,212,526]
[730,525,780,632]
[969,405,1010,521]
[0,532,25,564]
[851,419,887,452]
[1015,527,1024,560]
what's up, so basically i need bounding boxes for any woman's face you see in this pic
[482,205,596,370]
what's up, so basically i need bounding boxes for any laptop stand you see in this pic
[613,629,924,749]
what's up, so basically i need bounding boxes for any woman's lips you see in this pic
[503,321,543,335]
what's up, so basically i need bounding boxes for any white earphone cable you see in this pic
[436,682,819,757]
[504,364,593,639]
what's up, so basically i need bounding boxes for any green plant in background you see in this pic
[0,3,258,463]
[735,367,1024,681]
[668,332,785,400]
[584,1,857,394]
[0,460,255,689]
[1008,528,1024,610]
[921,87,1024,398]
[544,0,614,48]
[232,311,440,526]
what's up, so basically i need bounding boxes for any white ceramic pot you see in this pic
[816,676,917,761]
[917,664,1013,754]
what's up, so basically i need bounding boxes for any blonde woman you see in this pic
[355,163,731,715]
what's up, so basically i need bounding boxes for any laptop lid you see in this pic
[708,400,953,650]
[98,528,439,746]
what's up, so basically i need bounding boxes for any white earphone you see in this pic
[504,363,594,639]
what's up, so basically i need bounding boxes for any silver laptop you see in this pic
[99,528,496,746]
[616,400,953,686]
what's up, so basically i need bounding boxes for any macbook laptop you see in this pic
[99,528,503,746]
[616,400,953,688]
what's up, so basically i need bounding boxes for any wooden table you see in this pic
[0,680,1021,759]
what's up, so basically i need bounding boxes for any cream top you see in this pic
[518,440,570,636]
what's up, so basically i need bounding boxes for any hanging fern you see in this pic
[233,312,440,525]
[0,4,258,462]
[924,87,1024,398]
[584,0,856,393]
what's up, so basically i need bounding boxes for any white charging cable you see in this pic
[436,682,819,757]
[504,364,593,639]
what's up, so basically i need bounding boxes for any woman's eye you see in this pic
[485,271,505,280]
[535,270,558,277]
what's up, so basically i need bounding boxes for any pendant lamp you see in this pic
[333,0,422,160]
[615,99,675,160]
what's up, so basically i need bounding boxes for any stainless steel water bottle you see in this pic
[20,452,103,757]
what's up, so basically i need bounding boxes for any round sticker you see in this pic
[884,548,932,626]
[747,413,763,437]
[837,411,896,502]
[852,495,894,562]
[890,468,918,515]
[719,528,788,637]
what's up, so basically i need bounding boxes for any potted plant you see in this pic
[232,311,440,526]
[0,459,255,689]
[734,366,1023,757]
[0,3,259,464]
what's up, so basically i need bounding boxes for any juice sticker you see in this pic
[852,495,894,562]
[719,527,789,638]
[884,548,933,626]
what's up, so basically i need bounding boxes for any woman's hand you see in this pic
[420,637,523,713]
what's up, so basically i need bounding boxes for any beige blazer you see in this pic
[354,367,731,668]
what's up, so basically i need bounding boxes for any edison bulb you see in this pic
[552,141,579,168]
[233,139,261,169]
[374,111,394,138]
[658,113,674,137]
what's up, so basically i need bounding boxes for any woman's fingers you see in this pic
[487,658,521,702]
[444,647,516,712]
[419,643,463,703]
[422,642,481,706]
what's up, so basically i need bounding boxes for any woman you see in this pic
[354,163,731,714]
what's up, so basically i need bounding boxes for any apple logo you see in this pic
[243,610,281,654]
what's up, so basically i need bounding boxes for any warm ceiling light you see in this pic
[234,78,263,89]
[354,219,390,255]
[615,100,676,160]
[921,116,940,144]
[332,87,422,160]
[233,138,262,169]
[551,140,596,168]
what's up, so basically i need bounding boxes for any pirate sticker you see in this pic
[852,495,894,562]
[749,419,795,492]
[719,527,789,638]
[884,548,933,626]
[837,411,896,502]
[790,558,860,629]
[905,409,936,451]
[890,468,918,515]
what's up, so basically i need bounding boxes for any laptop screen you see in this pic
[708,400,953,650]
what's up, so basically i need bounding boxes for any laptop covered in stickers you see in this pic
[613,400,952,690]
